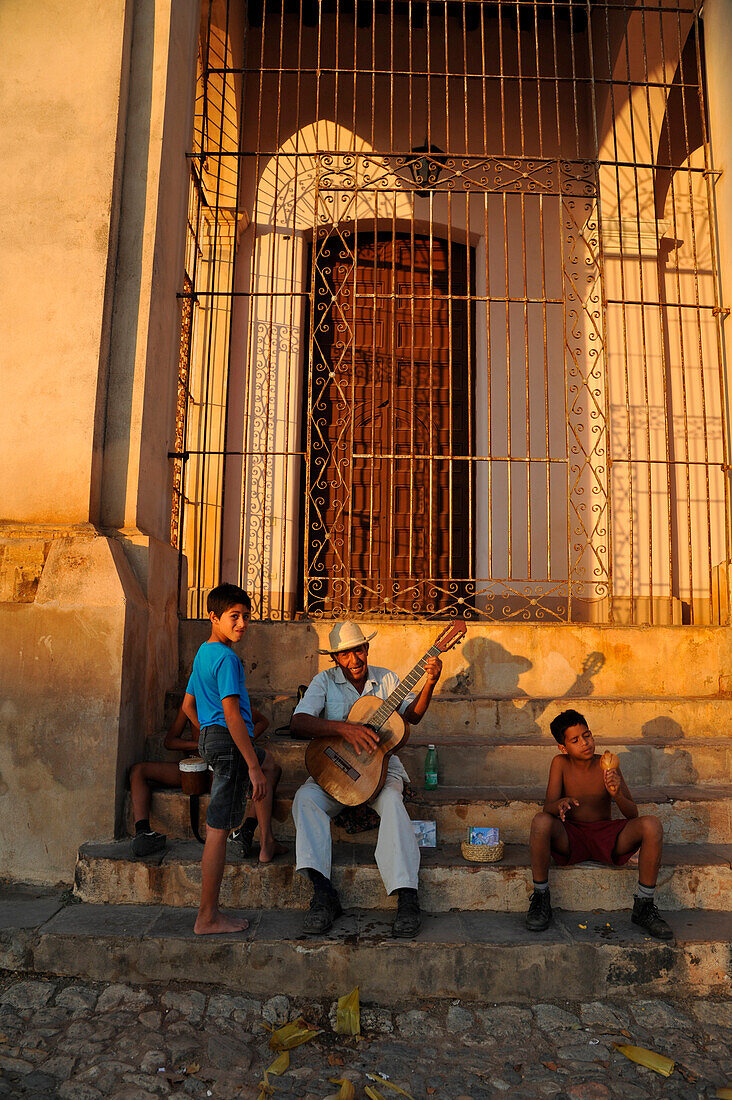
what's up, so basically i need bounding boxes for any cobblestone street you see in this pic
[0,974,729,1100]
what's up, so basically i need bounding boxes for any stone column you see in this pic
[0,0,199,882]
[704,0,732,318]
[702,0,732,620]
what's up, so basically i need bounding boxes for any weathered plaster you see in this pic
[0,0,132,524]
[0,534,147,883]
[0,0,199,883]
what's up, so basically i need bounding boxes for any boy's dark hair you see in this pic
[207,583,251,618]
[550,708,588,745]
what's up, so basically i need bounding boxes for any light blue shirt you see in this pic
[186,642,254,737]
[293,664,416,781]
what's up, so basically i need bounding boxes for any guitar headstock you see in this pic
[433,621,467,653]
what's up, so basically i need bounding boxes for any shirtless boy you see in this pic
[526,708,673,940]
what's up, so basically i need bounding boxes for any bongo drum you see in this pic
[179,756,211,796]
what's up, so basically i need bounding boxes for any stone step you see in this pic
[257,735,732,788]
[75,840,732,912]
[179,620,732,702]
[4,887,729,1003]
[129,783,732,845]
[162,691,732,745]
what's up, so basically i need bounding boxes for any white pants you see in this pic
[292,757,420,896]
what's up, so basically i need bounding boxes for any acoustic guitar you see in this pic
[305,622,467,806]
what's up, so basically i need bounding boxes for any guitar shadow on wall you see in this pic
[442,639,606,739]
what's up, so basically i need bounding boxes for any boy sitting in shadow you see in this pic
[525,708,673,941]
[129,702,270,858]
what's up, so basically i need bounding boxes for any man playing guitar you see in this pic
[291,621,443,938]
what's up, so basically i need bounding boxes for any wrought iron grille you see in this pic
[174,0,730,624]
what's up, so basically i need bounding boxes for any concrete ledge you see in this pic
[241,736,732,788]
[0,884,63,972]
[180,620,732,699]
[163,690,732,744]
[128,783,732,844]
[74,840,732,912]
[15,900,732,1003]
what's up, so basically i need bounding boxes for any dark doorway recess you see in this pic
[304,230,474,616]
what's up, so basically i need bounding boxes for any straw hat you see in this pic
[319,621,378,655]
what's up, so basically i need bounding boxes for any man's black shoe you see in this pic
[303,890,343,935]
[392,888,421,938]
[631,896,674,940]
[525,887,552,931]
[131,830,166,858]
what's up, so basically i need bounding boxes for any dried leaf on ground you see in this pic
[267,1051,290,1076]
[324,1078,356,1100]
[328,1054,345,1066]
[365,1088,387,1100]
[184,1062,201,1075]
[715,1089,732,1099]
[256,1075,275,1100]
[269,1018,320,1051]
[335,987,361,1036]
[613,1043,674,1077]
[366,1072,416,1099]
[542,1062,558,1072]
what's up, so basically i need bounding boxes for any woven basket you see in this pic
[461,839,504,863]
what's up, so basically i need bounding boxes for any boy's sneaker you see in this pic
[525,887,552,931]
[303,889,343,935]
[228,825,255,859]
[131,830,166,858]
[631,896,674,940]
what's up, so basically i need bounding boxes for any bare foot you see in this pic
[194,911,249,935]
[259,840,289,864]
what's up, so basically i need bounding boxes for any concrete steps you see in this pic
[159,692,732,750]
[245,694,732,743]
[268,734,731,787]
[3,887,729,1003]
[142,732,732,786]
[66,622,732,1003]
[129,782,732,844]
[75,839,732,912]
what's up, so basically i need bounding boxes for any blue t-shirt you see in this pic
[186,642,254,738]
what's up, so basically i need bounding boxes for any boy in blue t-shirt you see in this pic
[183,583,285,935]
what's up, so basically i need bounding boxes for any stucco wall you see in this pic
[0,0,199,883]
[0,536,147,883]
[0,0,132,524]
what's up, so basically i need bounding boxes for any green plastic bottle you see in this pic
[424,744,438,789]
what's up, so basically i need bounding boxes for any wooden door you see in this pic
[305,231,472,614]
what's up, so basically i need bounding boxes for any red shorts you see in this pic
[551,818,639,867]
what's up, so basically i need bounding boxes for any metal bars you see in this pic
[174,0,729,625]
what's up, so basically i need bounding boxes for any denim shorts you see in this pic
[199,725,266,831]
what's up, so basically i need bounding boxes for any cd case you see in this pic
[467,826,500,845]
[412,820,437,847]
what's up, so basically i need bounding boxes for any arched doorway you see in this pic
[305,231,473,614]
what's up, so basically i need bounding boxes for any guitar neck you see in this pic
[369,644,441,731]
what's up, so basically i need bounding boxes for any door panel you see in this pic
[305,231,473,614]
